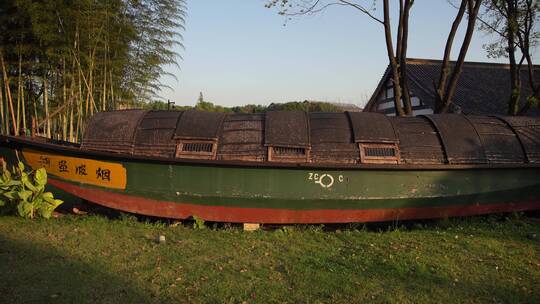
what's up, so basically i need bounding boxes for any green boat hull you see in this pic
[1,138,539,223]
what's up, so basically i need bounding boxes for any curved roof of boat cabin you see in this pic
[81,109,540,165]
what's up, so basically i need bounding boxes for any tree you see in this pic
[435,0,483,113]
[267,0,484,115]
[480,0,539,115]
[265,0,415,116]
[198,92,204,103]
[266,100,342,112]
[0,0,186,140]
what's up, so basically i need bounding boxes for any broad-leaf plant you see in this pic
[0,162,63,219]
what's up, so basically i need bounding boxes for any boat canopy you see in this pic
[81,110,540,165]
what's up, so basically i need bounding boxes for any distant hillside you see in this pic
[137,100,346,113]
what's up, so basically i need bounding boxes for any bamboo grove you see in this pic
[0,0,186,142]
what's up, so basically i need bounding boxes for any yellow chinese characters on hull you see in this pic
[22,150,127,190]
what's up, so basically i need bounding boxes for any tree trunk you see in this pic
[437,0,482,113]
[506,0,522,115]
[518,52,540,115]
[383,0,405,116]
[436,0,467,112]
[399,0,413,115]
[517,1,539,114]
[525,53,539,99]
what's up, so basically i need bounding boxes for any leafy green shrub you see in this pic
[0,162,63,219]
[192,216,206,229]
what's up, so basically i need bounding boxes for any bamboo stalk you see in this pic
[1,50,18,135]
[69,100,74,142]
[32,98,38,136]
[17,51,21,133]
[62,112,67,141]
[71,47,96,118]
[69,59,76,142]
[102,69,106,111]
[44,76,51,138]
[0,75,4,134]
[110,69,114,110]
[88,47,96,115]
[102,43,107,112]
[63,57,67,141]
[75,99,82,142]
[76,62,83,142]
[21,76,26,133]
[37,95,76,127]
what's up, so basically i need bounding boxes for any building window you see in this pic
[386,87,394,99]
[412,108,434,116]
[378,101,395,111]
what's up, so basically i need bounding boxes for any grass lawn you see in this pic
[0,213,539,303]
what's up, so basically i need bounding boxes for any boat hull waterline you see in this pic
[1,139,539,224]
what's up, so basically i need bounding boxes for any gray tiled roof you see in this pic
[369,58,540,116]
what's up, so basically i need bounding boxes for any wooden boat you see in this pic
[0,110,539,223]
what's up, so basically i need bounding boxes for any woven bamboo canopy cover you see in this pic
[81,109,540,165]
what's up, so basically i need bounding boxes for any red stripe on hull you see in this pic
[49,179,540,224]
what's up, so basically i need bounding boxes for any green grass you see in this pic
[0,214,539,303]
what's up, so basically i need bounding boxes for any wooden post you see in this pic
[167,99,175,110]
[243,223,260,231]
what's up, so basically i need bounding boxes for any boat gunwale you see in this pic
[2,135,540,171]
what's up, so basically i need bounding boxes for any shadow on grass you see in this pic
[277,239,538,303]
[0,236,153,304]
[355,258,536,303]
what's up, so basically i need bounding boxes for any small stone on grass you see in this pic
[156,235,166,244]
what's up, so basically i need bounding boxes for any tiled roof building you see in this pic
[364,58,540,116]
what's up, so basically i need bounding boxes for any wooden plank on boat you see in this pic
[391,116,446,164]
[310,112,359,164]
[347,112,398,143]
[265,111,310,148]
[310,112,351,143]
[81,109,147,154]
[217,114,266,161]
[134,111,183,158]
[495,116,540,163]
[467,116,525,164]
[139,110,182,130]
[423,114,487,164]
[174,110,226,140]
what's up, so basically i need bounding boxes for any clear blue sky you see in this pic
[159,0,533,108]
